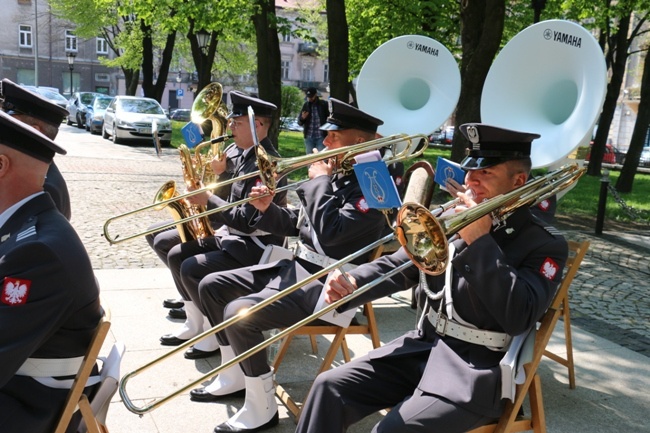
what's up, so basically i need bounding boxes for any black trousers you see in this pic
[295,352,496,433]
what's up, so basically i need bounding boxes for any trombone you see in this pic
[102,133,428,245]
[118,163,585,415]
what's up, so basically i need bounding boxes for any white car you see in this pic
[102,95,172,145]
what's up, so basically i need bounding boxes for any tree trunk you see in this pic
[139,20,176,103]
[616,47,650,192]
[123,68,139,96]
[450,0,506,163]
[327,0,350,101]
[587,13,631,177]
[252,0,282,144]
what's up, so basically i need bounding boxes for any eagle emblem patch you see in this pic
[540,258,559,280]
[2,277,31,306]
[355,197,370,213]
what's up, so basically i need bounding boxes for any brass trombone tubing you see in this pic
[104,179,309,245]
[103,133,427,245]
[119,233,400,415]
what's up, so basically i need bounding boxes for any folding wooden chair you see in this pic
[466,240,590,433]
[543,240,589,389]
[54,315,111,433]
[274,162,435,420]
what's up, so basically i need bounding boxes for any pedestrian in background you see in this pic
[297,87,328,154]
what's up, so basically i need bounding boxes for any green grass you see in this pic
[171,123,650,224]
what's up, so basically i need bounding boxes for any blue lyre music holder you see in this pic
[353,151,402,210]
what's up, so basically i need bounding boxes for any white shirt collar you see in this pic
[0,192,44,230]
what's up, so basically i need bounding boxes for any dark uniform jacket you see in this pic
[44,161,71,220]
[205,137,288,264]
[342,207,568,418]
[0,193,102,432]
[250,170,388,290]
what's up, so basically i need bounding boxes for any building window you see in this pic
[281,32,291,43]
[323,63,329,83]
[19,25,32,48]
[96,37,108,55]
[281,60,290,80]
[65,30,77,52]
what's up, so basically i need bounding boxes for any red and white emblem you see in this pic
[2,277,31,306]
[254,178,263,187]
[538,200,550,211]
[540,258,559,280]
[395,176,403,186]
[355,197,370,213]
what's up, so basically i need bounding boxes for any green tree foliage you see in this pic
[281,85,304,120]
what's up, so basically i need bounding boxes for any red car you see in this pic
[586,142,623,165]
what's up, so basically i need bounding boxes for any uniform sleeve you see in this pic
[297,176,386,248]
[0,242,76,387]
[453,230,568,335]
[251,202,301,237]
[206,177,288,234]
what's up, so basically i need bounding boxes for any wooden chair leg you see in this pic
[340,336,351,362]
[308,335,318,354]
[317,329,348,375]
[272,334,295,372]
[363,304,381,348]
[562,297,576,389]
[79,394,104,433]
[529,374,546,433]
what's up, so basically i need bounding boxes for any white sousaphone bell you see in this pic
[356,35,461,149]
[481,19,607,169]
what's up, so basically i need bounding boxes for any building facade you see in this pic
[2,0,118,96]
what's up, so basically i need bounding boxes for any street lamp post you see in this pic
[196,30,211,91]
[67,52,76,96]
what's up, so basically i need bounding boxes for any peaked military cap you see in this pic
[227,90,277,119]
[320,98,384,134]
[458,123,540,170]
[0,110,66,163]
[0,79,69,127]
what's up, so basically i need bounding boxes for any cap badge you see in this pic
[467,125,480,149]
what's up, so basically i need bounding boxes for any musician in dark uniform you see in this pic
[0,79,72,220]
[0,111,102,433]
[146,139,243,315]
[155,91,288,359]
[192,99,391,433]
[294,123,569,433]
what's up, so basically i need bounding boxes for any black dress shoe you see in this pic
[190,387,245,402]
[214,412,279,432]
[168,307,187,319]
[184,346,220,359]
[163,298,184,309]
[160,334,189,346]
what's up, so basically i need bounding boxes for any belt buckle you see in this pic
[435,313,448,336]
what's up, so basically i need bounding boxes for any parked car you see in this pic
[21,85,68,111]
[169,108,191,122]
[102,96,172,145]
[67,92,102,128]
[429,126,454,145]
[280,116,302,132]
[640,147,650,167]
[85,95,114,134]
[586,142,626,165]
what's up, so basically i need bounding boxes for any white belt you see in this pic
[294,242,339,268]
[227,227,272,237]
[16,356,84,377]
[427,310,511,350]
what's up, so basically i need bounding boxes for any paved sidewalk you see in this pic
[51,125,650,432]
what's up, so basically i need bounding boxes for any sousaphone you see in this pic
[481,19,607,168]
[356,35,461,144]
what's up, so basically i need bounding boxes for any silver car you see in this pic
[102,96,172,145]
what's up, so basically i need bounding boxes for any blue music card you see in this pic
[353,160,402,210]
[181,122,204,148]
[434,157,466,192]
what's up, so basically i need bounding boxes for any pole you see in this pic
[595,169,609,235]
[34,0,39,86]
